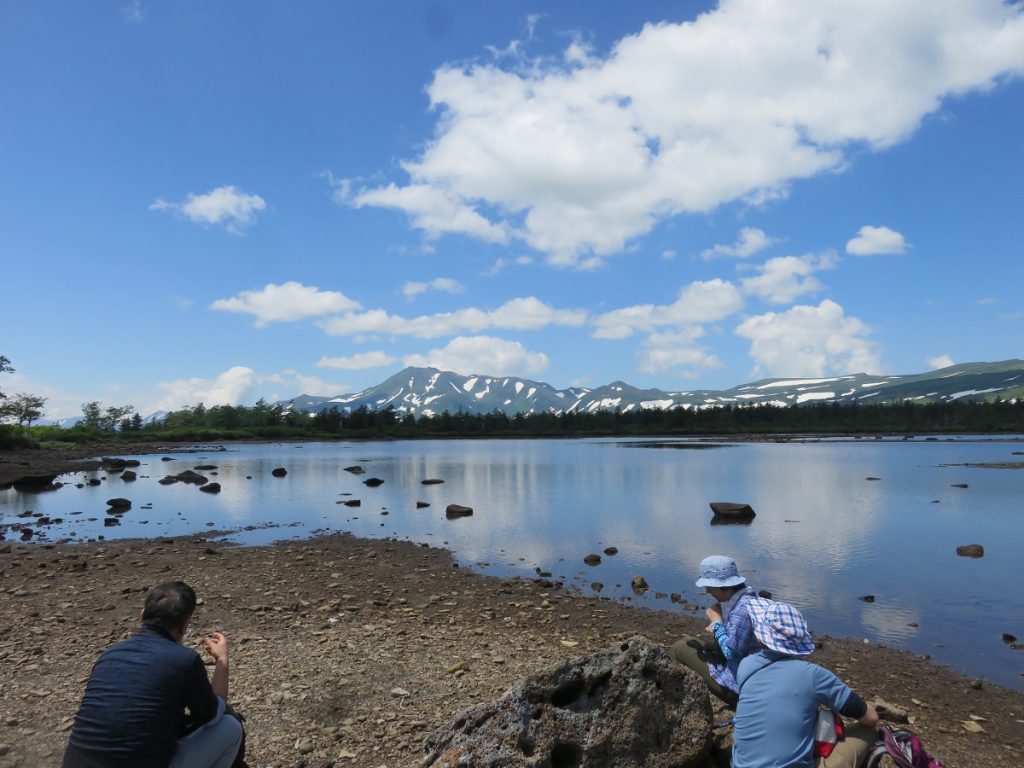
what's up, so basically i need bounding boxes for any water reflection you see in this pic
[1,437,1022,689]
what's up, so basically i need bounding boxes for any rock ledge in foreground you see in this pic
[422,635,712,768]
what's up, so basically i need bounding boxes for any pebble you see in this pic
[296,737,314,754]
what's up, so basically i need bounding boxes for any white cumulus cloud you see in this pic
[927,354,955,370]
[211,282,361,327]
[348,182,509,244]
[483,255,533,276]
[346,1,1024,266]
[154,367,350,411]
[402,277,465,300]
[740,252,838,304]
[735,299,881,378]
[592,279,743,339]
[315,351,397,370]
[155,366,258,411]
[701,228,776,260]
[150,185,267,233]
[636,329,723,376]
[845,225,908,256]
[318,296,587,339]
[261,370,346,397]
[402,335,549,377]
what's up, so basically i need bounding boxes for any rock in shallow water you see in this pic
[422,635,712,768]
[445,504,473,518]
[709,502,755,523]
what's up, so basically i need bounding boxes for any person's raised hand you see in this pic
[204,631,229,663]
[705,605,723,624]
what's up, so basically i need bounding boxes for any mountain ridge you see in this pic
[279,360,1024,418]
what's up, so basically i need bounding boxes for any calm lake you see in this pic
[3,437,1023,689]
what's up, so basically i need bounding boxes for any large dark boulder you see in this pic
[199,482,221,494]
[106,498,132,511]
[445,504,473,518]
[956,544,984,558]
[422,635,712,768]
[11,474,62,492]
[271,467,288,478]
[102,458,140,469]
[709,502,756,524]
[120,470,137,482]
[175,470,207,485]
[363,477,385,487]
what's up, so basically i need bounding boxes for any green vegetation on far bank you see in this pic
[3,398,1023,449]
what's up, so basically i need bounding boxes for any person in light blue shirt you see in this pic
[668,555,761,706]
[732,602,879,768]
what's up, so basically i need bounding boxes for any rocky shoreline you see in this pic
[1,532,1022,768]
[0,443,173,489]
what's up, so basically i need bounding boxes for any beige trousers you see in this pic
[817,722,878,768]
[666,634,739,707]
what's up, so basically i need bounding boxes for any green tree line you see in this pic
[3,352,1023,448]
[11,397,1024,446]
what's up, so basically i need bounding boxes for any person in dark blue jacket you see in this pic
[63,580,243,768]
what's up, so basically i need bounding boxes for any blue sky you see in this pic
[1,1,1022,419]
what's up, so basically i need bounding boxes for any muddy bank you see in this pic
[0,443,175,489]
[0,533,1021,767]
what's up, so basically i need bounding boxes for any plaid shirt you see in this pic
[708,591,766,692]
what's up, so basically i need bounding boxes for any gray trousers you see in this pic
[170,714,243,768]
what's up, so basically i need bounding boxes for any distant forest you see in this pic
[7,398,1024,446]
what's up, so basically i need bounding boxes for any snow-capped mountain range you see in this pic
[281,360,1024,418]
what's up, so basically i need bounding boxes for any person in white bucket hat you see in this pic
[732,602,880,768]
[667,555,762,706]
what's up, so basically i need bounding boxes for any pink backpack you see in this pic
[865,726,945,768]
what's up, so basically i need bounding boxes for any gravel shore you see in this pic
[1,532,1022,768]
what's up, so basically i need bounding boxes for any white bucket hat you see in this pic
[752,601,815,656]
[694,555,746,588]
